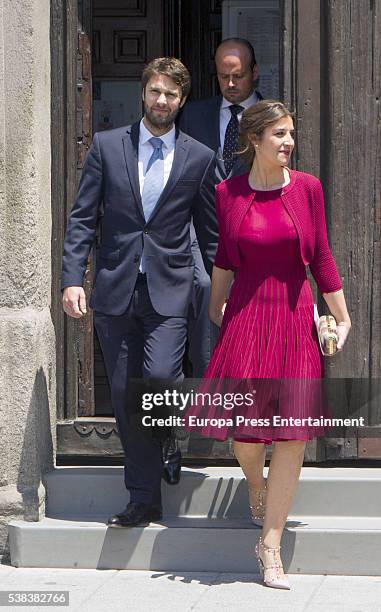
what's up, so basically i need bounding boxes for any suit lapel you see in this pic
[146,129,189,225]
[213,95,222,151]
[226,92,263,178]
[122,122,145,220]
[212,96,229,180]
[232,156,249,178]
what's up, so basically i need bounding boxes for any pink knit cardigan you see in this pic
[214,169,342,294]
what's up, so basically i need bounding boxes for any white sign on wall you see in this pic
[222,0,280,99]
[93,80,142,132]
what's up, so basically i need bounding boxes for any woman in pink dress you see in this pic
[187,101,351,589]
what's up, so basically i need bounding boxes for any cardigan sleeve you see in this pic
[213,184,236,271]
[309,180,343,293]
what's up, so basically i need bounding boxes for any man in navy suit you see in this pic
[180,38,263,378]
[61,57,217,527]
[180,38,262,175]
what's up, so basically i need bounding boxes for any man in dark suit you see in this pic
[180,38,262,176]
[180,38,263,377]
[61,57,217,528]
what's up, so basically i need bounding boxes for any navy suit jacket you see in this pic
[178,92,263,178]
[61,121,218,317]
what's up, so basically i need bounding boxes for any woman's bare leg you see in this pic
[262,440,306,548]
[233,440,267,490]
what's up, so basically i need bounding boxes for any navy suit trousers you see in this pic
[94,275,188,506]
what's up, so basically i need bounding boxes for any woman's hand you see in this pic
[322,289,351,352]
[209,301,227,327]
[210,313,223,327]
[336,321,351,351]
[208,266,234,328]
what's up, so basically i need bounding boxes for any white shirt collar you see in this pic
[139,118,176,149]
[220,91,259,111]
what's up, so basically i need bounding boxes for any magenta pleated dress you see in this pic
[186,187,331,443]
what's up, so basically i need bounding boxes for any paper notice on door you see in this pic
[223,0,280,99]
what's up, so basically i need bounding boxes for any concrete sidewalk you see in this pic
[1,565,380,611]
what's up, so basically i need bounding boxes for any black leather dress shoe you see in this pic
[107,502,162,528]
[162,439,181,485]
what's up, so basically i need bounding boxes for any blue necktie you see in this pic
[223,104,244,175]
[140,137,164,272]
[142,137,164,222]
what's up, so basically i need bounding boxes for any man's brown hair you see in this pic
[141,57,191,99]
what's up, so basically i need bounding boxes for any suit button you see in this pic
[144,229,149,234]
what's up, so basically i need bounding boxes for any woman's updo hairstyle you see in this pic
[236,100,294,167]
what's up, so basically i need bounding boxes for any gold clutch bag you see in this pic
[313,304,338,356]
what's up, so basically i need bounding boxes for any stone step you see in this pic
[9,515,381,575]
[44,466,381,519]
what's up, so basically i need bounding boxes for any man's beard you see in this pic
[144,103,179,129]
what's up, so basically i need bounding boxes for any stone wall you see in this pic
[0,0,55,562]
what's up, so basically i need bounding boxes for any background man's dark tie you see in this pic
[223,104,244,175]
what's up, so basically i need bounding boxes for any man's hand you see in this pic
[62,286,87,318]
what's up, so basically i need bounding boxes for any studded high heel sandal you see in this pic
[248,478,267,527]
[255,536,290,590]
